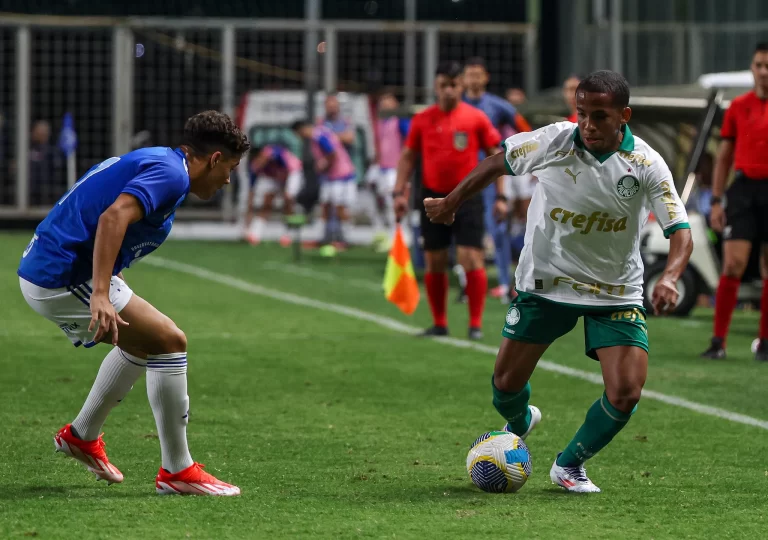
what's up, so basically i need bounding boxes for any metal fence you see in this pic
[559,0,768,86]
[0,15,537,220]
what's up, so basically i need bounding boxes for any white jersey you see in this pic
[503,122,689,307]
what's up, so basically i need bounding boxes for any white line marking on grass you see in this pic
[260,262,383,292]
[145,256,768,432]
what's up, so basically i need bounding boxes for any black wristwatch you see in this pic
[392,191,405,199]
[711,196,723,205]
[495,194,509,203]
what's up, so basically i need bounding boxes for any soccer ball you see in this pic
[466,431,531,493]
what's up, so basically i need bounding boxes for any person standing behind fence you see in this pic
[463,57,531,303]
[701,42,768,361]
[394,60,503,341]
[292,120,356,250]
[563,75,581,123]
[368,90,410,252]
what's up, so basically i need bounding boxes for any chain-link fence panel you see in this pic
[0,30,16,208]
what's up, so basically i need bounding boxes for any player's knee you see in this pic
[722,260,748,278]
[605,384,642,414]
[157,324,187,354]
[492,368,527,394]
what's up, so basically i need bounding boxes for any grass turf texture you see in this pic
[1,233,767,539]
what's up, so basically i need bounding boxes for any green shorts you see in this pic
[501,291,648,360]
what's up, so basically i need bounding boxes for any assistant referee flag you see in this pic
[383,225,420,315]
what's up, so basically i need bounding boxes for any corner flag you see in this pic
[383,225,420,315]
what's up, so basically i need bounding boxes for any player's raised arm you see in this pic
[426,124,554,225]
[90,193,144,343]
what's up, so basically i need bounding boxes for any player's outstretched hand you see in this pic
[89,293,129,346]
[424,197,456,225]
[651,276,679,316]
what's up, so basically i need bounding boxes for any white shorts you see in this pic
[319,177,357,207]
[253,172,303,205]
[19,276,134,348]
[377,168,397,195]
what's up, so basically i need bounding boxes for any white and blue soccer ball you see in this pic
[466,431,531,493]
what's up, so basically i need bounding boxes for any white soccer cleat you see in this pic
[155,462,241,496]
[502,405,541,441]
[549,453,601,493]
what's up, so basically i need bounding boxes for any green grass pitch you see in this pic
[1,233,767,539]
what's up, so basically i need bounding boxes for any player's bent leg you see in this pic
[112,294,240,496]
[493,337,548,439]
[553,345,647,493]
[457,246,486,339]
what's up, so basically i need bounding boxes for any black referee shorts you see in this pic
[724,172,768,242]
[419,187,485,251]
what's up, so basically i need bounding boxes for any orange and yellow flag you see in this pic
[383,225,420,315]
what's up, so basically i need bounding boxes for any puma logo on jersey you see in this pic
[549,208,628,234]
[564,168,581,183]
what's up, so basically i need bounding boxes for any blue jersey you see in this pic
[463,92,519,130]
[18,147,190,289]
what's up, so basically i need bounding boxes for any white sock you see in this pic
[384,196,396,237]
[146,352,194,474]
[454,264,467,289]
[250,217,266,239]
[71,348,147,441]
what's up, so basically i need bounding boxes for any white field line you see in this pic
[145,256,768,432]
[260,261,383,292]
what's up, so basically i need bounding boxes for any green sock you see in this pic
[492,378,531,435]
[557,392,634,467]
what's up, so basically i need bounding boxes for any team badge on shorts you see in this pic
[616,175,640,198]
[505,306,521,326]
[453,131,468,151]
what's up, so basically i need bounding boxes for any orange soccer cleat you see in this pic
[54,424,124,484]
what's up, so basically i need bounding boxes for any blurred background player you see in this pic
[395,60,502,340]
[505,87,527,107]
[292,119,356,249]
[368,90,410,252]
[563,75,581,122]
[18,111,249,496]
[463,57,531,302]
[701,42,768,361]
[244,144,304,247]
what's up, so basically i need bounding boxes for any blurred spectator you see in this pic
[323,94,355,149]
[505,87,527,106]
[563,75,581,122]
[688,152,715,223]
[29,120,62,206]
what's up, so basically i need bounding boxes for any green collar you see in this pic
[572,124,635,163]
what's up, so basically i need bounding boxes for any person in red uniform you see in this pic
[394,60,503,340]
[702,42,768,361]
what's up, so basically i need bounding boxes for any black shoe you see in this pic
[468,327,483,340]
[700,337,726,359]
[755,339,768,362]
[456,288,468,304]
[420,325,448,337]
